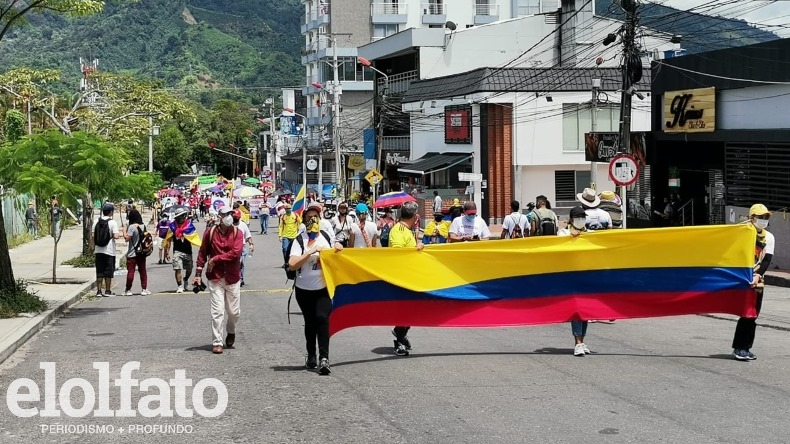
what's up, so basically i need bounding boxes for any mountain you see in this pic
[596,0,778,54]
[0,0,303,104]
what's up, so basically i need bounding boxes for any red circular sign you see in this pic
[608,154,640,186]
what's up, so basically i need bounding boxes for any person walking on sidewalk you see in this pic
[92,203,121,297]
[258,200,270,235]
[122,209,151,296]
[25,201,38,239]
[289,202,343,374]
[732,203,775,361]
[194,206,244,355]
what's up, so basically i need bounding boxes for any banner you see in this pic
[321,225,757,336]
[584,132,646,166]
[198,175,218,185]
[210,197,230,214]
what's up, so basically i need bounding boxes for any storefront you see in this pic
[650,38,790,230]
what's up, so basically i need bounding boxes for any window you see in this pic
[562,103,620,151]
[517,0,540,15]
[555,170,591,201]
[726,143,790,209]
[321,58,374,82]
[373,24,398,39]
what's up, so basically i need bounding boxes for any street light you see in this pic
[284,107,308,189]
[358,57,389,185]
[148,116,160,173]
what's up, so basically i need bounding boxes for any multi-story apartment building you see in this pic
[299,0,560,192]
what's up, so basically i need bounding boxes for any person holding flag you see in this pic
[162,208,202,293]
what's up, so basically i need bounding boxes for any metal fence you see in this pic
[2,191,33,238]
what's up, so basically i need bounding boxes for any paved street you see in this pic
[1,219,789,443]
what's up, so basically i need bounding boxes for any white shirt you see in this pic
[275,201,285,216]
[236,220,252,241]
[92,216,120,256]
[331,214,355,242]
[584,208,612,231]
[350,220,379,248]
[762,230,776,256]
[449,215,491,239]
[433,195,443,213]
[290,233,332,291]
[502,212,528,238]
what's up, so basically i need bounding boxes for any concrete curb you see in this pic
[0,281,94,365]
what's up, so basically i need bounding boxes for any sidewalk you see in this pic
[0,211,129,365]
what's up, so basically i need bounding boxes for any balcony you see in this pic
[371,2,407,24]
[381,135,410,152]
[379,69,418,94]
[302,4,330,34]
[474,3,499,25]
[421,2,446,25]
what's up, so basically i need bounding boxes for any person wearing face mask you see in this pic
[194,206,244,355]
[279,203,301,268]
[162,208,202,293]
[348,203,379,248]
[289,202,344,374]
[330,202,355,247]
[558,206,593,356]
[423,211,450,244]
[448,201,491,242]
[388,201,425,356]
[731,204,775,361]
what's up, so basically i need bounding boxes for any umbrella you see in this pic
[208,185,225,193]
[373,191,416,209]
[243,178,260,185]
[274,189,293,197]
[163,204,191,215]
[232,186,265,199]
[167,189,183,197]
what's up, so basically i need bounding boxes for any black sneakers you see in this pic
[225,333,235,348]
[394,340,409,356]
[318,358,331,375]
[305,355,318,369]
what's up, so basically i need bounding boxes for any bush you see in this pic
[63,254,95,268]
[0,280,49,318]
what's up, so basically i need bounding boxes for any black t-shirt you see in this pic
[173,237,193,255]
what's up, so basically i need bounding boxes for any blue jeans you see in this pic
[260,214,269,234]
[571,320,588,337]
[281,237,294,264]
[26,220,37,238]
[240,244,249,282]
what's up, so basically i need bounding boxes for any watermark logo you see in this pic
[6,362,227,418]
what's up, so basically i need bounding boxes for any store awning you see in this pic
[399,153,472,175]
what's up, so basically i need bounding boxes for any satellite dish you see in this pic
[445,21,457,31]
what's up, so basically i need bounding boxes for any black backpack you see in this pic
[534,209,557,236]
[509,214,525,239]
[285,230,331,280]
[94,218,112,247]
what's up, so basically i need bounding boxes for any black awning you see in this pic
[398,153,472,175]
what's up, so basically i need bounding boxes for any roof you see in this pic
[399,153,473,175]
[402,67,652,103]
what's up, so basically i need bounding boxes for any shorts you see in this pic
[95,253,115,278]
[172,251,193,271]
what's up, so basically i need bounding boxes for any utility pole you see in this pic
[148,115,154,172]
[617,0,639,229]
[590,78,600,189]
[332,44,343,200]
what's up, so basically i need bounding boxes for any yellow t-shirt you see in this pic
[389,222,416,248]
[424,220,450,239]
[279,213,301,239]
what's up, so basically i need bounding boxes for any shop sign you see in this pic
[385,152,409,166]
[663,87,715,133]
[584,132,646,166]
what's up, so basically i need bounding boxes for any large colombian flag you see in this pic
[320,224,757,336]
[291,184,307,216]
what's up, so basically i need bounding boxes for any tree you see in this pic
[4,109,25,143]
[0,0,108,292]
[209,100,255,178]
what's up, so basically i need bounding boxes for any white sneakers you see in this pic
[176,286,184,294]
[141,289,151,296]
[124,290,133,296]
[574,343,592,356]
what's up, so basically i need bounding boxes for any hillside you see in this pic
[596,0,778,53]
[0,0,303,103]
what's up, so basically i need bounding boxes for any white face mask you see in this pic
[221,215,234,226]
[754,219,769,230]
[572,218,587,230]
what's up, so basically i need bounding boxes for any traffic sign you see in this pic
[365,168,384,186]
[608,154,639,186]
[458,172,482,182]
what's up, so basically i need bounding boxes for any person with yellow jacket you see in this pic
[422,211,450,244]
[278,204,301,267]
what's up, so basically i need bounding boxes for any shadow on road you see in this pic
[270,365,308,372]
[184,344,214,352]
[62,307,127,318]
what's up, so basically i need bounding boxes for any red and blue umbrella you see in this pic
[373,191,416,209]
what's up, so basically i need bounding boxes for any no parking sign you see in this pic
[608,154,640,187]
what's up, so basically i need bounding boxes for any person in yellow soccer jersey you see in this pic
[389,201,424,356]
[422,211,450,244]
[732,203,775,361]
[279,203,301,268]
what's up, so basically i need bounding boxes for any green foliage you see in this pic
[63,254,95,268]
[4,109,24,143]
[0,0,302,105]
[0,280,48,318]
